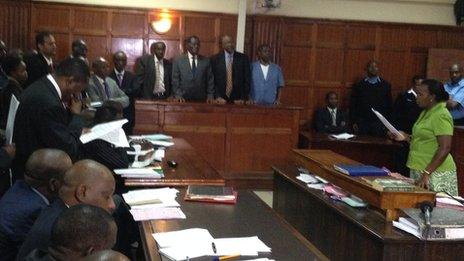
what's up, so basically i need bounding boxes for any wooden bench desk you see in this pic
[273,164,464,261]
[124,138,225,187]
[140,189,325,261]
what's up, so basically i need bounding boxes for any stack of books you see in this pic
[184,185,237,204]
[363,178,416,192]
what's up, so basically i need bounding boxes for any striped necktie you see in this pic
[226,54,233,97]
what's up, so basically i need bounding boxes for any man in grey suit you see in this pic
[135,42,172,99]
[171,35,215,103]
[86,57,129,108]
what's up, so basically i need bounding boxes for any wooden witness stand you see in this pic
[293,149,436,221]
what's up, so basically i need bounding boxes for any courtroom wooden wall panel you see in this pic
[4,1,464,127]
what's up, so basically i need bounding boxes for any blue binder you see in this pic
[334,164,388,177]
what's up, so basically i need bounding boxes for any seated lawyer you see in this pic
[444,64,464,125]
[79,101,132,194]
[17,160,117,260]
[250,44,284,105]
[314,91,348,134]
[86,57,129,109]
[80,250,130,261]
[25,204,117,261]
[0,149,71,260]
[390,79,458,196]
[0,54,27,129]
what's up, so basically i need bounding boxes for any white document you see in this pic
[159,243,215,261]
[122,188,178,203]
[330,133,355,140]
[129,207,186,221]
[5,95,19,144]
[371,108,404,139]
[149,140,174,147]
[296,174,319,184]
[307,183,325,190]
[80,119,129,147]
[129,134,173,141]
[393,220,422,239]
[114,167,162,176]
[153,228,214,249]
[213,236,271,256]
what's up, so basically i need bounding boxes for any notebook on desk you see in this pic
[334,164,388,177]
[185,185,237,204]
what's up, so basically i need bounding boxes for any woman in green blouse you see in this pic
[392,79,458,196]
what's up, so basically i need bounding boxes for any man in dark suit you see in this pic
[350,60,392,137]
[0,55,27,128]
[211,35,251,104]
[24,31,56,88]
[314,91,349,134]
[0,149,72,260]
[171,36,215,103]
[110,51,140,134]
[135,42,172,100]
[17,160,117,260]
[71,39,89,65]
[25,204,117,261]
[13,58,90,180]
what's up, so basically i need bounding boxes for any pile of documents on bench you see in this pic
[296,167,368,208]
[123,188,186,221]
[153,228,272,261]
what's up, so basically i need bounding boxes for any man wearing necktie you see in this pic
[135,42,172,100]
[24,31,57,88]
[171,35,215,103]
[313,92,348,134]
[109,51,139,134]
[86,57,129,109]
[211,35,251,104]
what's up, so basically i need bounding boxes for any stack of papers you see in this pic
[436,193,464,211]
[129,134,174,147]
[114,166,164,179]
[123,188,185,221]
[153,228,272,261]
[296,174,319,184]
[80,119,129,147]
[330,133,355,140]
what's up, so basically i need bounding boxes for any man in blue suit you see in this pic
[17,160,116,260]
[0,149,72,260]
[250,44,284,105]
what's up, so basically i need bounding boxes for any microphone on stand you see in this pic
[419,201,434,228]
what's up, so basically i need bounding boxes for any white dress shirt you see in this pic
[187,51,196,69]
[260,64,269,80]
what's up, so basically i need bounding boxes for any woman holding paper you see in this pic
[391,79,458,196]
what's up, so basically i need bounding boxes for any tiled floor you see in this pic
[253,190,273,207]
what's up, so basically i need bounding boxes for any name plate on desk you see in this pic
[293,149,436,221]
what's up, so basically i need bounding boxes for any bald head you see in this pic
[113,51,127,72]
[81,250,130,261]
[72,39,87,58]
[24,149,72,199]
[59,160,116,213]
[92,57,109,79]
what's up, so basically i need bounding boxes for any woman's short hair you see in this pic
[422,79,449,102]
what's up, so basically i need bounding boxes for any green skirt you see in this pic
[410,169,459,196]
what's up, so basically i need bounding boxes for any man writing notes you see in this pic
[314,91,348,134]
[350,60,392,136]
[444,64,464,125]
[136,42,172,100]
[171,36,215,103]
[250,44,284,105]
[211,35,251,104]
[86,57,129,109]
[13,58,89,179]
